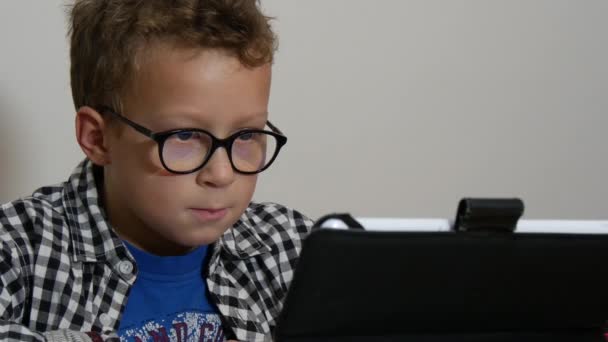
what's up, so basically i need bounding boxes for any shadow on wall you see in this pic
[0,93,23,203]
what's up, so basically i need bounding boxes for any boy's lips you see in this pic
[190,208,228,222]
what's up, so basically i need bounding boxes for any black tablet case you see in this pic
[274,229,608,342]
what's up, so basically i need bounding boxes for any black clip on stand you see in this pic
[453,198,525,233]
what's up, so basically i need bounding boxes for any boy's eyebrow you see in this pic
[148,110,269,129]
[231,111,270,125]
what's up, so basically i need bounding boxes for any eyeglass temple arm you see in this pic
[102,106,282,138]
[266,120,284,135]
[99,106,154,137]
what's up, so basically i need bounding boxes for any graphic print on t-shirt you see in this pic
[118,242,224,341]
[119,310,224,342]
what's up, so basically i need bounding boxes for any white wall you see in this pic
[1,1,606,220]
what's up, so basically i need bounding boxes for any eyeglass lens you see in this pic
[161,130,277,173]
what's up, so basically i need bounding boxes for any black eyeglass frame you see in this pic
[99,106,288,175]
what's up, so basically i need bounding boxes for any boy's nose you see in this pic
[195,148,236,188]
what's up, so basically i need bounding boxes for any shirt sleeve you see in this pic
[0,240,98,342]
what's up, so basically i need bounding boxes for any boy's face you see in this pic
[101,44,271,255]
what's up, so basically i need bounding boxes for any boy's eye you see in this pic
[237,132,255,141]
[176,131,195,141]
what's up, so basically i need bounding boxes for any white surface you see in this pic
[321,218,451,231]
[516,220,608,234]
[0,1,606,220]
[321,217,608,234]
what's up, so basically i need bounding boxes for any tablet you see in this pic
[274,229,608,342]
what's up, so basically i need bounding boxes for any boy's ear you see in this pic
[75,106,111,166]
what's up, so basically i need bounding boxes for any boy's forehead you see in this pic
[135,40,243,73]
[122,41,271,128]
[132,40,271,88]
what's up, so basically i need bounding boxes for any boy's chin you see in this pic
[141,212,239,253]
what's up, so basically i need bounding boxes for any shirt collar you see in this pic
[62,159,127,263]
[218,215,272,259]
[62,159,272,263]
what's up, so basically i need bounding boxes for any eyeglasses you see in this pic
[99,106,287,175]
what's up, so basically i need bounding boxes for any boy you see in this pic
[0,1,312,341]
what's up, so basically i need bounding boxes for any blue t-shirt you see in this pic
[118,241,225,342]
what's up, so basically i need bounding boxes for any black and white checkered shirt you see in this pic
[0,159,312,341]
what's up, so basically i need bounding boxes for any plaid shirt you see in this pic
[0,159,312,342]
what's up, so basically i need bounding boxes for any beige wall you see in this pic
[1,1,606,220]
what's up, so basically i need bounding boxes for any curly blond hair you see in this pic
[68,0,277,111]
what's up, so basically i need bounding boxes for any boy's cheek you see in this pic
[154,167,177,177]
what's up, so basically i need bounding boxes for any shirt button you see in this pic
[99,313,112,327]
[118,260,134,275]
